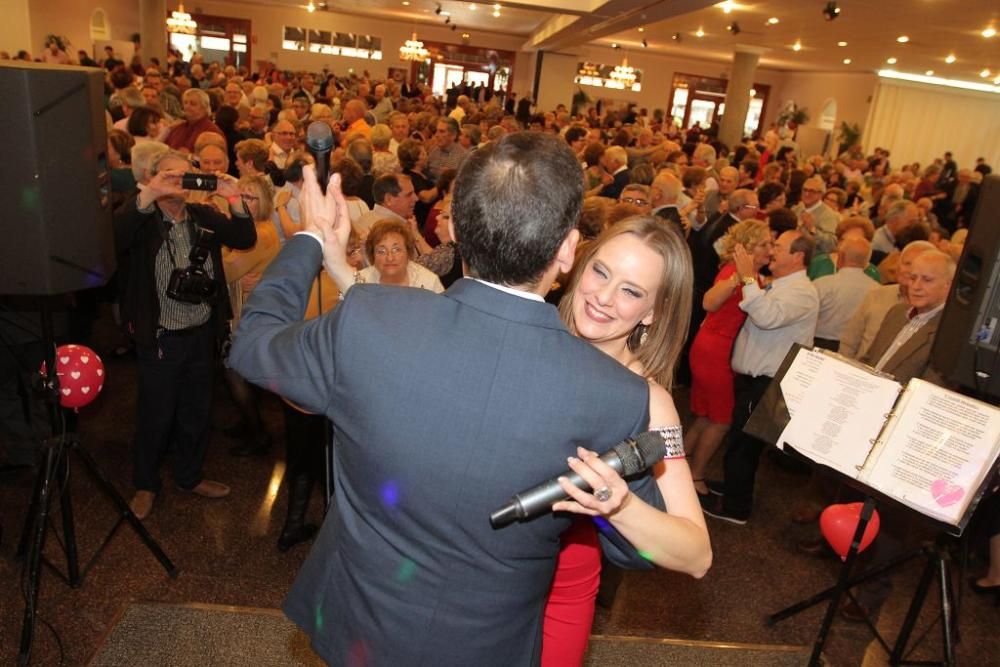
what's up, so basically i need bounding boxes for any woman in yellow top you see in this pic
[222,174,281,456]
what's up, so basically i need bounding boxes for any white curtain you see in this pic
[863,78,1000,170]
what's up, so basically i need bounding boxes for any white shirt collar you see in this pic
[472,279,545,302]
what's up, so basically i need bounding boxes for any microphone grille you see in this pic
[306,120,334,151]
[614,431,666,476]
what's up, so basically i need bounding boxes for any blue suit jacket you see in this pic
[230,236,660,666]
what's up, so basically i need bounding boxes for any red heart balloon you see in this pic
[820,503,881,561]
[40,344,106,410]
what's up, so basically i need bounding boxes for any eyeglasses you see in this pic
[621,197,650,206]
[374,246,406,257]
[802,188,824,194]
[241,194,260,202]
[740,204,759,211]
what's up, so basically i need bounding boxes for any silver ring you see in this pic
[594,486,613,503]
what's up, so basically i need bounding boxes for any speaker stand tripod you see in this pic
[16,304,177,666]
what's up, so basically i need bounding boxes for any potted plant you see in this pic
[836,121,862,155]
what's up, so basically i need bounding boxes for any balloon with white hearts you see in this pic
[40,344,106,410]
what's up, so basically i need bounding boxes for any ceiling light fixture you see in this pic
[720,1,735,13]
[166,3,197,34]
[768,17,779,25]
[727,22,741,35]
[983,26,997,38]
[886,57,897,64]
[672,32,682,42]
[440,11,450,17]
[837,41,848,47]
[981,68,992,78]
[945,53,956,64]
[822,2,840,21]
[896,35,909,43]
[879,69,1000,94]
[642,38,648,48]
[792,40,802,52]
[925,70,934,76]
[843,58,851,64]
[462,32,471,38]
[492,9,500,17]
[469,3,477,10]
[638,27,644,33]
[306,1,315,12]
[696,27,705,38]
[399,32,429,61]
[402,1,409,5]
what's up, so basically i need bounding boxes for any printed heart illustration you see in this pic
[62,388,72,395]
[60,356,70,364]
[97,369,104,377]
[930,479,965,507]
[70,371,81,379]
[80,356,90,364]
[81,386,91,394]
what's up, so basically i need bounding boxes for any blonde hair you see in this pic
[717,219,771,264]
[558,216,693,390]
[238,174,275,220]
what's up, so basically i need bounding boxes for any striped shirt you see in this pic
[154,207,214,331]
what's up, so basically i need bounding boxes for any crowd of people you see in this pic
[2,43,998,664]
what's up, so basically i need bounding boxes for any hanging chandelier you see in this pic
[609,57,636,87]
[166,3,197,34]
[399,33,429,61]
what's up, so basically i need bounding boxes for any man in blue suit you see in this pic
[230,133,662,666]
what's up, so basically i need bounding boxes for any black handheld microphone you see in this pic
[489,431,665,528]
[305,121,335,194]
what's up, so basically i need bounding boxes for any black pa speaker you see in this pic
[931,174,1000,399]
[0,62,115,295]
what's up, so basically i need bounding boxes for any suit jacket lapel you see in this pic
[886,312,941,374]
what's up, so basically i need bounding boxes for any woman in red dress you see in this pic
[684,220,773,497]
[542,217,713,665]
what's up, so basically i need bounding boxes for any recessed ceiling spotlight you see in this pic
[462,32,470,38]
[672,32,682,42]
[720,1,735,13]
[886,57,897,64]
[696,27,705,37]
[994,76,1000,85]
[611,42,618,49]
[492,9,500,17]
[983,26,997,38]
[402,1,409,5]
[767,17,779,25]
[638,27,644,33]
[727,22,741,35]
[837,41,848,47]
[494,3,501,8]
[307,1,315,12]
[896,35,909,43]
[469,3,476,10]
[792,40,802,51]
[843,58,851,64]
[925,70,934,76]
[981,68,991,78]
[945,53,956,64]
[822,2,840,21]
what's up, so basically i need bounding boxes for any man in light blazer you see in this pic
[229,133,662,666]
[861,250,955,383]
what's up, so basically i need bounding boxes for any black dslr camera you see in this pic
[166,227,218,304]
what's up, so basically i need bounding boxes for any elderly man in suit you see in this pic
[860,249,955,380]
[793,176,841,254]
[229,133,663,666]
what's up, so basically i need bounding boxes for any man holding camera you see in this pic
[114,150,257,519]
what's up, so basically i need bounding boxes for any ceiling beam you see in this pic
[522,0,718,52]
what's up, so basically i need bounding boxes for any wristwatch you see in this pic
[741,274,757,287]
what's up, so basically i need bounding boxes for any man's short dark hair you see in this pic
[346,139,373,173]
[452,132,583,287]
[740,159,759,179]
[767,207,798,235]
[372,173,404,204]
[757,182,786,209]
[565,126,587,145]
[790,232,816,267]
[438,117,459,136]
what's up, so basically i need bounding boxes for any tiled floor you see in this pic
[1,310,997,666]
